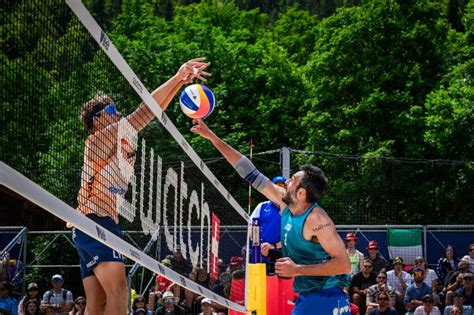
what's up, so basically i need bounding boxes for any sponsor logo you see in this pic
[108,185,127,196]
[161,112,168,125]
[130,249,141,260]
[132,77,143,94]
[181,140,188,151]
[100,31,110,51]
[180,276,186,286]
[86,255,99,268]
[96,226,106,241]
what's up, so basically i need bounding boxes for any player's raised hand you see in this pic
[178,57,211,83]
[190,119,215,140]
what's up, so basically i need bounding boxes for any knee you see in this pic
[352,293,361,303]
[106,285,128,301]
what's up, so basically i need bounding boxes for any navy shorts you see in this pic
[72,214,124,279]
[293,287,350,315]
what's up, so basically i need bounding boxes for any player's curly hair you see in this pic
[79,92,114,131]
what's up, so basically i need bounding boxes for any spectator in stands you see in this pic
[404,268,433,315]
[24,300,40,315]
[155,259,173,294]
[415,256,438,292]
[0,281,17,315]
[350,258,377,314]
[454,272,473,309]
[40,274,73,315]
[365,241,388,274]
[461,244,474,274]
[169,246,192,276]
[250,176,285,269]
[447,306,463,315]
[368,292,397,315]
[155,291,185,315]
[129,295,153,315]
[199,297,216,315]
[18,282,41,315]
[445,260,471,305]
[43,305,57,315]
[437,246,460,286]
[444,291,473,315]
[366,272,397,314]
[0,252,19,286]
[185,266,211,313]
[414,294,441,315]
[387,256,412,296]
[345,232,364,276]
[69,297,86,315]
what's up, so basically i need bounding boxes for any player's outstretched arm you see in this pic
[275,211,350,277]
[127,57,211,132]
[191,118,285,208]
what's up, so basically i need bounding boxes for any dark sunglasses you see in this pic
[76,302,86,305]
[378,297,389,301]
[363,265,373,268]
[136,300,145,303]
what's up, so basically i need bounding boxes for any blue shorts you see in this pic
[293,287,350,315]
[72,214,124,279]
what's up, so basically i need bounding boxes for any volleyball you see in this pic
[179,84,215,119]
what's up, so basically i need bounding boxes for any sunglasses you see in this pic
[76,302,86,305]
[377,276,386,279]
[363,265,373,268]
[136,300,145,303]
[164,298,175,303]
[378,297,389,301]
[415,260,424,264]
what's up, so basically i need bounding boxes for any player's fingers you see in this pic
[187,57,206,63]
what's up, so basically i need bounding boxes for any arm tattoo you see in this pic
[311,222,333,233]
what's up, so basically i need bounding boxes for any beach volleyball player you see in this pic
[73,58,210,315]
[191,119,351,315]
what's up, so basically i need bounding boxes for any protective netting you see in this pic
[1,0,248,311]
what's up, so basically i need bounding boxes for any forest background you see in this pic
[2,0,473,225]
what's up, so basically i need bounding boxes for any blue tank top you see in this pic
[281,203,350,293]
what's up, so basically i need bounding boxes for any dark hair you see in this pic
[377,292,389,301]
[0,281,12,295]
[132,295,146,311]
[79,92,113,131]
[24,299,40,315]
[298,165,328,203]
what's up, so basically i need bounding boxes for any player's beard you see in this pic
[282,189,296,206]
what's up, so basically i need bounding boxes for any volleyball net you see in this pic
[1,0,252,311]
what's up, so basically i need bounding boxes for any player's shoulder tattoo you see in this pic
[309,208,334,233]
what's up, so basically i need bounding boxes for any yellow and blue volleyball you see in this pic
[179,84,215,119]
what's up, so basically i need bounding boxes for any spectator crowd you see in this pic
[1,239,473,315]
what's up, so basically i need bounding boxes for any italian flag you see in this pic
[387,229,423,265]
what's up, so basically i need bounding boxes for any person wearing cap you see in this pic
[404,267,433,315]
[154,259,174,293]
[40,274,73,315]
[437,246,460,286]
[198,297,217,315]
[414,294,441,315]
[345,232,364,276]
[18,282,41,315]
[462,244,474,274]
[249,176,286,267]
[387,256,412,313]
[155,291,185,315]
[444,291,473,315]
[169,246,192,276]
[365,240,388,274]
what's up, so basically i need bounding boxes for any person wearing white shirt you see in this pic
[462,244,474,273]
[414,295,441,315]
[387,257,412,295]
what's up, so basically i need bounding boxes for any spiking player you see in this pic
[191,119,351,315]
[73,58,210,315]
